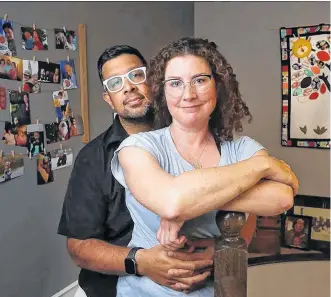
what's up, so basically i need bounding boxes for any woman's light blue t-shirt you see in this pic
[111,126,264,297]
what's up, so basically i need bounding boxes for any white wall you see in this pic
[249,261,330,297]
[195,1,330,197]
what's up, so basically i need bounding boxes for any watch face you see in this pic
[125,258,136,275]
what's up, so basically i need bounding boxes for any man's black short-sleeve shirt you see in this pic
[58,116,132,297]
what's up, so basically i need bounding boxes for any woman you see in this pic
[0,59,6,77]
[18,93,31,125]
[111,37,298,296]
[8,61,17,80]
[32,30,44,51]
[15,125,27,147]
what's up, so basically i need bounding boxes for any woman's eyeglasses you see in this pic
[163,74,212,98]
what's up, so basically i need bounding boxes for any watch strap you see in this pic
[127,247,143,260]
[126,247,144,276]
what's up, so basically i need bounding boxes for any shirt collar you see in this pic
[105,115,128,149]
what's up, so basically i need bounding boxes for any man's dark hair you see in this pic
[148,37,252,145]
[2,22,12,31]
[97,45,147,83]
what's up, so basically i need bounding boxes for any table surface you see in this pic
[248,247,322,258]
[247,247,328,266]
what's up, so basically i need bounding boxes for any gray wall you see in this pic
[195,1,330,197]
[0,2,194,297]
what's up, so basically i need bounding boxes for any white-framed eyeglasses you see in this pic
[103,66,147,93]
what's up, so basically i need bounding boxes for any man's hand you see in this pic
[136,244,213,293]
[156,219,186,250]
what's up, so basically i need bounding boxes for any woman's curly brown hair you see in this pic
[148,37,252,144]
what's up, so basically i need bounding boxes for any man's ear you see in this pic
[103,92,115,110]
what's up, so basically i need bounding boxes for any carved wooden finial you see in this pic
[215,210,247,250]
[214,211,248,297]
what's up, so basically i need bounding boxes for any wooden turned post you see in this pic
[214,211,248,297]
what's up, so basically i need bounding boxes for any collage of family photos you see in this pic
[0,18,79,185]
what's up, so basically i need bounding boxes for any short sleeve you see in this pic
[57,145,107,240]
[111,133,161,189]
[235,136,266,161]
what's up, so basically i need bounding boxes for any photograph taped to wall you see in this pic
[0,54,22,81]
[69,115,83,137]
[294,206,330,242]
[9,90,31,126]
[60,59,77,89]
[21,27,48,51]
[38,61,60,84]
[1,121,15,145]
[1,121,28,147]
[0,86,7,110]
[50,147,73,171]
[55,28,77,51]
[37,152,54,185]
[58,119,70,141]
[52,90,71,121]
[0,154,24,184]
[22,60,41,93]
[27,123,45,157]
[45,122,59,144]
[0,18,17,56]
[280,24,330,149]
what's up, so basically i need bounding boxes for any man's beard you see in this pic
[119,105,154,124]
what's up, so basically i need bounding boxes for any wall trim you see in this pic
[51,281,78,297]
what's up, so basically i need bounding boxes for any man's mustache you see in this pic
[123,93,145,105]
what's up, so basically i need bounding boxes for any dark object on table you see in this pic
[248,215,282,254]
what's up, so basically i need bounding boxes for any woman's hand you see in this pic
[157,219,186,251]
[256,155,299,195]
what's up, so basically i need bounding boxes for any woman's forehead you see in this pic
[165,55,210,79]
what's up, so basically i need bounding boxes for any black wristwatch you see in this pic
[125,247,144,276]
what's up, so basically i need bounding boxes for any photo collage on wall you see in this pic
[0,16,81,185]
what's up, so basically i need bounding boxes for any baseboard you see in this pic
[51,280,78,297]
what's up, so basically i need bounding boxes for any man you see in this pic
[57,150,67,167]
[58,45,216,297]
[3,160,12,181]
[2,22,16,56]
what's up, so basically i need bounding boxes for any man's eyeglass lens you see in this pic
[105,68,146,92]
